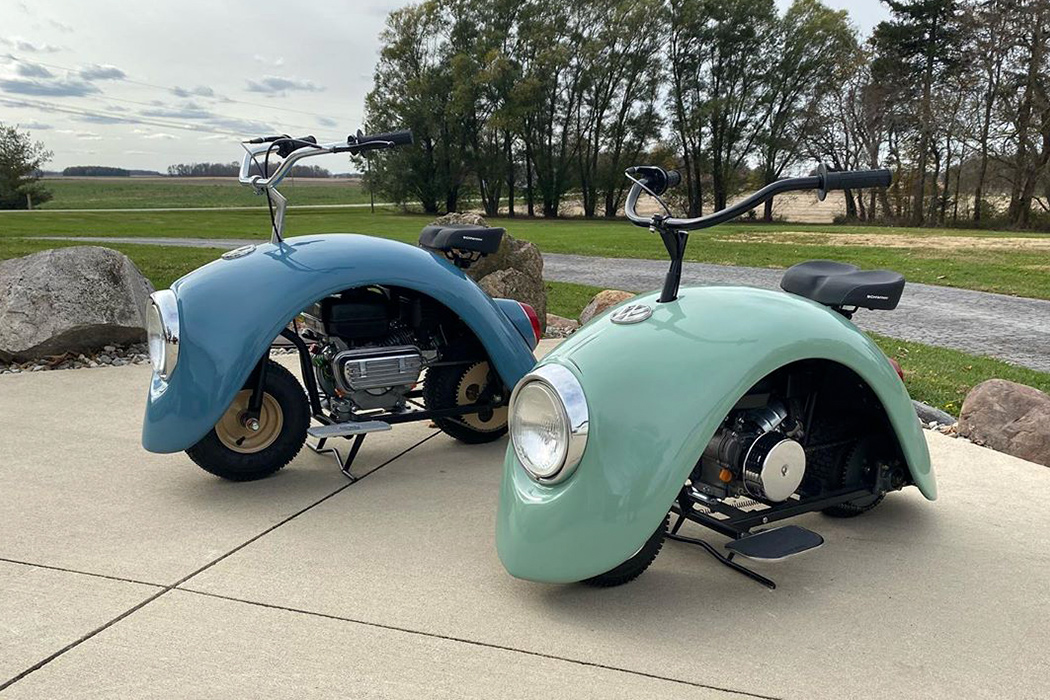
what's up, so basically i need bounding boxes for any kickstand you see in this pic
[667,514,777,590]
[308,434,367,482]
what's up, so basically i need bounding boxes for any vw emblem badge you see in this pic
[221,244,256,260]
[611,304,653,325]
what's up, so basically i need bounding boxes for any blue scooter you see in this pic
[141,130,541,481]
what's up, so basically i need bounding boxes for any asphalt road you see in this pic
[30,235,1050,372]
[545,253,1050,373]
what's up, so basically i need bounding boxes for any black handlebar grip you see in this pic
[353,130,414,147]
[817,164,892,201]
[628,165,679,195]
[275,135,317,158]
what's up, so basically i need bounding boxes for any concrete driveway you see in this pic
[1,349,1048,699]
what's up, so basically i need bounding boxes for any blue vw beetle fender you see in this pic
[496,286,936,583]
[142,234,538,453]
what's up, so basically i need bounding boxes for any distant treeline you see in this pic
[166,162,333,178]
[62,166,130,177]
[367,0,1050,229]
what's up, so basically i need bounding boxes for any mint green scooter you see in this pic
[496,165,936,588]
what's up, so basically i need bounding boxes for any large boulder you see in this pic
[429,212,546,330]
[478,269,546,331]
[0,247,154,362]
[958,379,1050,467]
[545,313,580,338]
[579,289,635,325]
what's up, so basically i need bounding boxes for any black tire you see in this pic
[822,437,886,518]
[186,360,309,481]
[423,356,507,444]
[583,515,669,588]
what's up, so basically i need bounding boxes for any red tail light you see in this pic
[518,302,541,344]
[889,358,904,381]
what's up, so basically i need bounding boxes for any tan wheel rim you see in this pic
[456,362,507,431]
[215,390,284,454]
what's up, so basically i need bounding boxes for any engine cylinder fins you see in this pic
[742,432,806,502]
[334,345,424,392]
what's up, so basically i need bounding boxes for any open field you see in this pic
[35,177,370,209]
[3,207,1049,299]
[0,234,1045,414]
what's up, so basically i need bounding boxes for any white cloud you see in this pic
[78,63,125,80]
[0,76,98,96]
[0,36,61,53]
[253,54,285,67]
[15,61,52,78]
[56,129,103,140]
[245,75,324,94]
[172,84,215,98]
[142,133,178,140]
[48,19,74,34]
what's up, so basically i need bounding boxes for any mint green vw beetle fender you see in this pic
[497,287,935,585]
[497,165,936,588]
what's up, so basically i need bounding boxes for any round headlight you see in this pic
[146,290,180,380]
[509,364,588,484]
[511,381,568,479]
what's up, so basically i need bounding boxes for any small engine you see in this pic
[695,402,807,503]
[333,345,423,410]
[299,287,442,416]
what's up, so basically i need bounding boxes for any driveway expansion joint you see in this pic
[0,557,164,589]
[0,432,437,692]
[174,588,782,700]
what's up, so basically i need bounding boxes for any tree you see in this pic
[365,2,471,213]
[668,0,778,213]
[969,0,1012,222]
[873,0,966,225]
[1000,0,1050,227]
[575,0,663,218]
[667,0,709,216]
[513,0,588,217]
[757,0,856,220]
[0,123,52,210]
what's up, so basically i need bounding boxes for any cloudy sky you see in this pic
[1,0,889,172]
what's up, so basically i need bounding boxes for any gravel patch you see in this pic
[0,343,151,375]
[0,344,300,375]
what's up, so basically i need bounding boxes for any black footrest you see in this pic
[725,525,823,561]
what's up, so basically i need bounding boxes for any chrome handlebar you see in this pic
[238,129,412,193]
[238,140,344,192]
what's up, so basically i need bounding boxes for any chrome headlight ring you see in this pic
[146,289,180,381]
[509,363,589,484]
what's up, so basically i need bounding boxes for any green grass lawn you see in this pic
[4,207,1048,299]
[36,178,371,209]
[1,236,1042,414]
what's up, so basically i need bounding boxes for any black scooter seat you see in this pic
[419,224,504,255]
[781,260,904,311]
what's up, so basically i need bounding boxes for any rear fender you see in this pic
[142,234,537,453]
[493,298,539,350]
[496,286,935,583]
